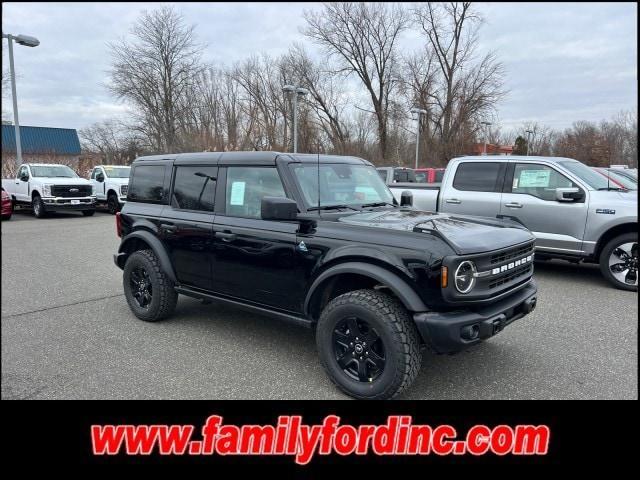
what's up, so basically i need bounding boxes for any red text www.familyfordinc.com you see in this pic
[91,415,550,464]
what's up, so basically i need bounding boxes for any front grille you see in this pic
[489,263,533,289]
[51,185,92,197]
[490,241,535,265]
[120,185,128,195]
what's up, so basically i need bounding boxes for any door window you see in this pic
[18,166,28,180]
[225,167,286,218]
[512,163,577,201]
[171,166,217,211]
[452,162,502,192]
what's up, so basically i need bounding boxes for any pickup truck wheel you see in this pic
[32,195,47,218]
[123,249,178,322]
[316,289,421,400]
[600,233,638,291]
[107,193,120,214]
[82,210,95,216]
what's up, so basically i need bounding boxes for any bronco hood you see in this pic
[338,208,534,255]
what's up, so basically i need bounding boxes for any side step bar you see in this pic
[174,286,314,329]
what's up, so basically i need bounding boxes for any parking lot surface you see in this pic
[1,210,637,399]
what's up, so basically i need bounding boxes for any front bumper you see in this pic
[414,280,538,354]
[42,197,96,211]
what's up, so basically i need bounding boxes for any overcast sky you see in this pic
[1,2,637,133]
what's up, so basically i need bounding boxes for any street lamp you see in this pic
[525,129,534,156]
[2,32,40,168]
[282,84,308,153]
[480,121,492,155]
[410,107,427,169]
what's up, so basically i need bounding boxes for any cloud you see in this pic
[1,1,637,133]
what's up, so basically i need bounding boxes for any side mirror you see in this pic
[261,196,298,221]
[555,187,584,202]
[400,190,413,207]
[20,174,29,182]
[96,173,105,182]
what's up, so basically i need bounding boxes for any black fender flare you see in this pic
[118,230,177,283]
[304,262,427,316]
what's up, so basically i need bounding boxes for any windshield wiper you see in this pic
[307,204,361,212]
[360,201,397,208]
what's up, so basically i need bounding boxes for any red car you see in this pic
[1,188,12,220]
[414,167,445,183]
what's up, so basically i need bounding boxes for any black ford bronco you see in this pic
[114,152,538,399]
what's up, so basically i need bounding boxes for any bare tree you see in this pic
[413,2,506,161]
[303,2,409,161]
[79,120,143,164]
[107,6,205,152]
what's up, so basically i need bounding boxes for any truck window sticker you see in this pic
[230,181,246,205]
[519,169,550,188]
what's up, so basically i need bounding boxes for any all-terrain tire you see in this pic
[316,289,422,400]
[123,249,178,322]
[107,193,120,214]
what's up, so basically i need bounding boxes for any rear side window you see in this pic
[128,165,167,203]
[171,166,217,211]
[453,162,502,192]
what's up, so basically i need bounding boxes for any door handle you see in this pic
[160,223,177,233]
[445,198,461,204]
[216,231,236,242]
[504,202,523,209]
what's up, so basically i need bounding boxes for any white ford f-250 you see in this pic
[2,163,96,218]
[384,156,638,291]
[89,165,130,214]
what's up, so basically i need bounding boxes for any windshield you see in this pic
[30,165,78,178]
[603,169,637,190]
[292,163,394,208]
[558,161,610,189]
[103,166,131,178]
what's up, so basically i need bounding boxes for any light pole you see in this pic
[410,107,427,169]
[525,129,534,156]
[283,84,308,153]
[480,121,492,155]
[2,33,40,168]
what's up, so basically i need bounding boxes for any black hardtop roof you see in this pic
[132,151,371,166]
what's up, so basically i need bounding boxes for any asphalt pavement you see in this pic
[1,209,637,399]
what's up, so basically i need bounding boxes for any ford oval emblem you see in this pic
[70,188,79,192]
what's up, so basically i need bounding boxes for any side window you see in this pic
[225,167,285,219]
[512,163,577,201]
[18,166,28,179]
[452,162,502,192]
[172,166,217,212]
[128,165,167,203]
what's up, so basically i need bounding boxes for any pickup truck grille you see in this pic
[51,185,92,197]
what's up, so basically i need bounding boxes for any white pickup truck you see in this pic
[89,165,130,214]
[2,163,96,218]
[386,155,638,291]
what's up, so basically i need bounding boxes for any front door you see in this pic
[439,161,506,219]
[161,165,218,290]
[91,167,106,200]
[210,165,303,312]
[500,162,588,253]
[16,165,30,202]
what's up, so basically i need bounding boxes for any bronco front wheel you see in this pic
[316,289,421,400]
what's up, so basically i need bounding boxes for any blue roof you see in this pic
[1,125,81,155]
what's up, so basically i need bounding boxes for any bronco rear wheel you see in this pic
[316,289,421,400]
[123,249,178,321]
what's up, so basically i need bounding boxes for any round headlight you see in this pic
[454,261,476,293]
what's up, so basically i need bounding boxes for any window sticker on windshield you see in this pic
[519,169,550,188]
[355,186,378,201]
[230,181,246,205]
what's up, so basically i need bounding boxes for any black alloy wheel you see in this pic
[333,316,385,382]
[130,266,153,309]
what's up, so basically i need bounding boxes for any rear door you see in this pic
[161,164,218,290]
[439,161,507,218]
[500,162,588,253]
